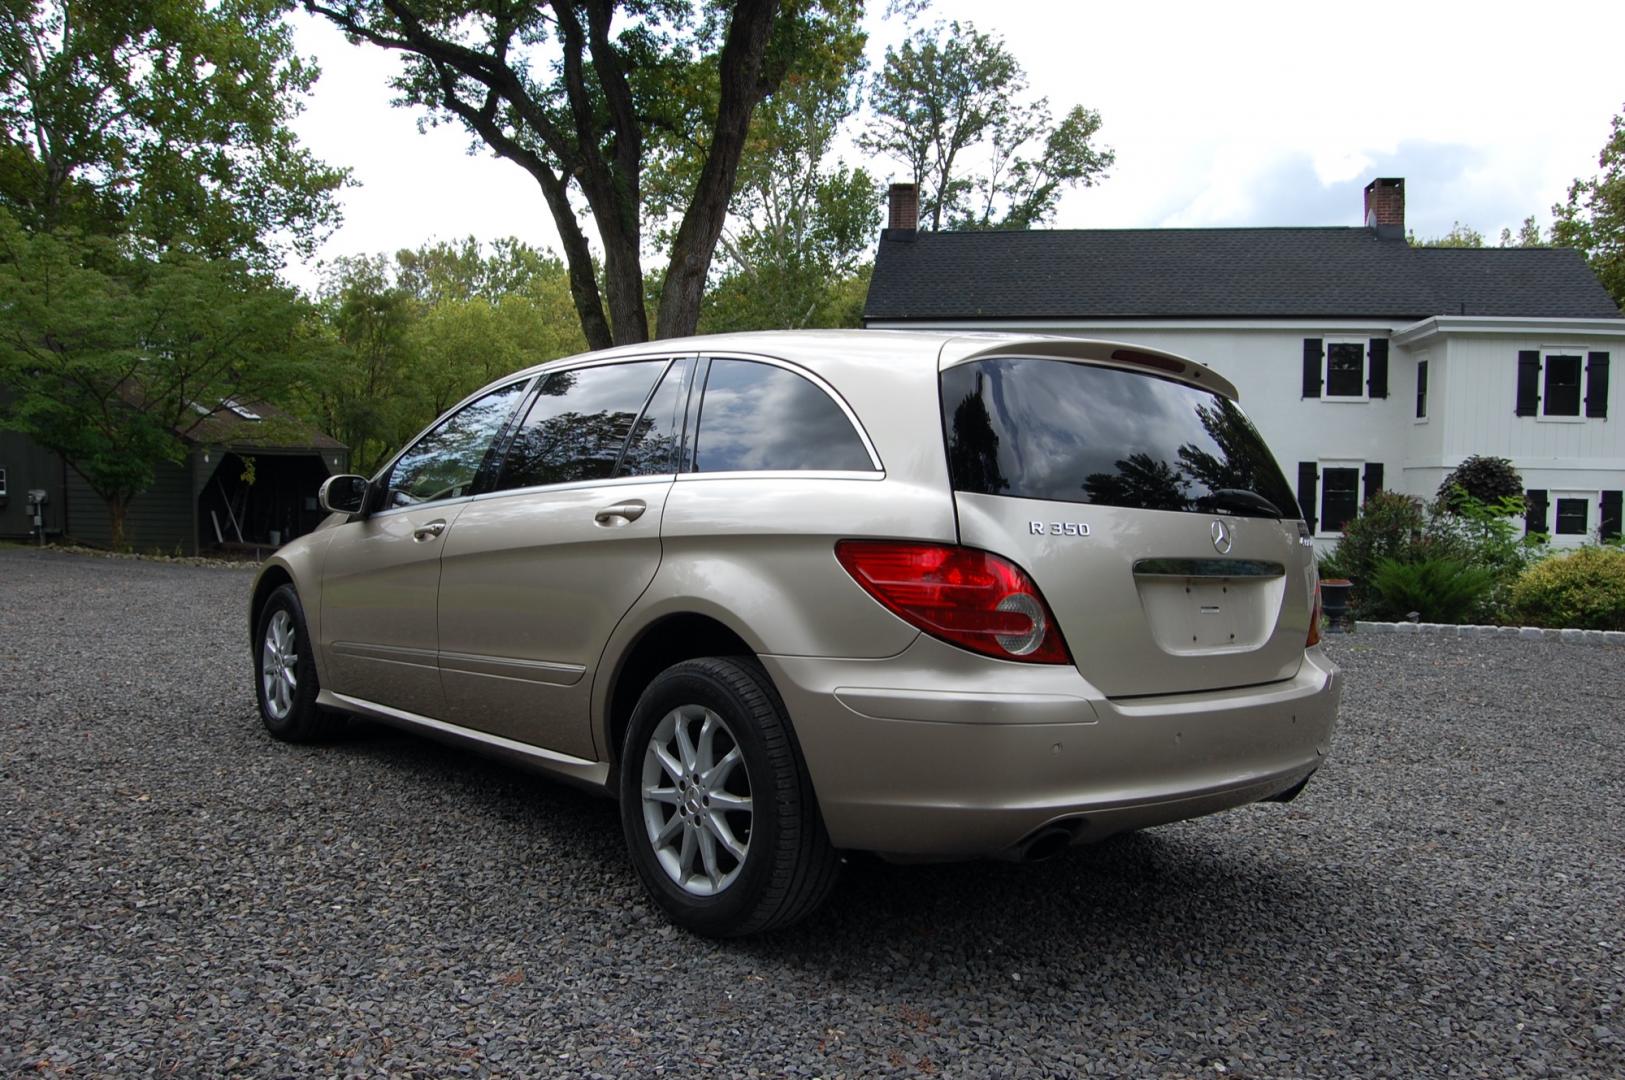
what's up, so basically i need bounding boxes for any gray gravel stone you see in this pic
[3,547,1623,1078]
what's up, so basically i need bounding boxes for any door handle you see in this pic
[594,499,647,526]
[412,520,447,541]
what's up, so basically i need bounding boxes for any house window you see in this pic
[1554,497,1588,536]
[1517,350,1611,419]
[1415,360,1428,419]
[1320,466,1361,532]
[1325,343,1366,398]
[1544,355,1583,417]
[0,467,7,497]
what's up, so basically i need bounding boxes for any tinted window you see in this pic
[941,357,1300,519]
[1555,497,1588,535]
[618,357,693,478]
[387,381,527,508]
[497,361,665,490]
[694,359,873,473]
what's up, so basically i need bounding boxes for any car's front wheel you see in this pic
[254,584,336,743]
[619,657,838,937]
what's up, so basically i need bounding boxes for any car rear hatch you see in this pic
[940,342,1316,698]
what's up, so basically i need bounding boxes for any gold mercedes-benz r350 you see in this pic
[249,330,1340,936]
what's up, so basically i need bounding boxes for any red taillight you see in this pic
[1307,583,1323,647]
[834,540,1072,664]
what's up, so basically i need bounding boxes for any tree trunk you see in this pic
[108,496,128,550]
[655,0,781,340]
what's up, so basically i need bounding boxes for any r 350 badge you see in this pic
[1030,521,1092,537]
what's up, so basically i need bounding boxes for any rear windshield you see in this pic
[941,357,1300,519]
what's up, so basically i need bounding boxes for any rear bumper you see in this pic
[762,638,1340,856]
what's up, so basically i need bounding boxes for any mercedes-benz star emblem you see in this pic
[1211,519,1233,554]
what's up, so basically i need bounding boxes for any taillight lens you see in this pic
[1307,583,1323,648]
[834,540,1072,664]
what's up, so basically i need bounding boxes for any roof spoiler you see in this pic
[938,336,1239,401]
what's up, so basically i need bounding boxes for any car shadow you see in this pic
[321,719,1348,979]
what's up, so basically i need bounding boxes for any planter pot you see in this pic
[1319,579,1354,632]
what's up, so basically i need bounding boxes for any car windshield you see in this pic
[941,356,1300,519]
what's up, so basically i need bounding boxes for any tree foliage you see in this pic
[862,20,1113,230]
[1436,455,1523,511]
[304,238,587,472]
[305,0,862,347]
[1553,103,1625,311]
[0,0,346,268]
[0,212,314,543]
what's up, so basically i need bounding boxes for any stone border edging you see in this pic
[1352,621,1625,645]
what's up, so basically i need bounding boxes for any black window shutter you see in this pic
[1586,352,1610,418]
[1602,490,1623,540]
[1363,462,1384,502]
[1367,339,1389,398]
[1515,351,1541,416]
[1297,461,1319,531]
[1302,339,1323,398]
[1524,489,1549,535]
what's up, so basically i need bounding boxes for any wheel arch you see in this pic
[249,561,295,648]
[600,610,760,774]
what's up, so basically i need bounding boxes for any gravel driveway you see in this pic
[2,547,1622,1078]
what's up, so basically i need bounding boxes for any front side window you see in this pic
[942,357,1299,519]
[693,358,874,473]
[386,381,528,508]
[1543,354,1583,417]
[1320,467,1361,533]
[1325,342,1366,397]
[497,360,668,491]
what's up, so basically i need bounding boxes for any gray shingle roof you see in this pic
[862,227,1623,322]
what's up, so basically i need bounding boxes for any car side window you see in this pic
[386,380,528,509]
[693,358,874,473]
[496,360,667,491]
[617,357,694,478]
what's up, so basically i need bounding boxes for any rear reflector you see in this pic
[835,541,1071,664]
[1307,583,1323,648]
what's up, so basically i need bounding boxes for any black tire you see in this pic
[619,657,839,937]
[253,584,336,743]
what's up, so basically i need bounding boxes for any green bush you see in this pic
[1436,456,1524,511]
[1509,546,1625,630]
[1366,557,1498,623]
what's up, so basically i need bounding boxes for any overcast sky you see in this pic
[285,0,1625,291]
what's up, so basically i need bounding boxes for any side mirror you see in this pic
[318,474,370,515]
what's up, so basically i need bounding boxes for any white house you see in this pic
[863,178,1625,547]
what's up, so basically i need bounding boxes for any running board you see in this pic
[317,690,612,794]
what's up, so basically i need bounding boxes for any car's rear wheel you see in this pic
[619,657,838,937]
[254,584,336,743]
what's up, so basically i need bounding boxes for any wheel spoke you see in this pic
[654,811,684,846]
[653,743,684,785]
[706,791,751,813]
[283,666,297,691]
[698,826,720,888]
[678,821,697,878]
[643,785,680,806]
[701,746,740,788]
[704,810,749,861]
[695,713,718,773]
[674,714,698,772]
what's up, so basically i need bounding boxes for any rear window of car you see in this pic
[693,358,875,473]
[941,357,1300,518]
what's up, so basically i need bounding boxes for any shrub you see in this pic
[1365,557,1498,623]
[1436,455,1523,511]
[1509,546,1625,630]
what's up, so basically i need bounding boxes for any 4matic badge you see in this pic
[1029,520,1092,537]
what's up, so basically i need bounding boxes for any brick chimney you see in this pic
[885,181,919,238]
[1364,177,1404,239]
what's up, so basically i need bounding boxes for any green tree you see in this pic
[0,0,346,267]
[305,0,860,347]
[1553,103,1625,310]
[1410,221,1486,248]
[0,212,312,544]
[862,20,1113,230]
[701,20,877,332]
